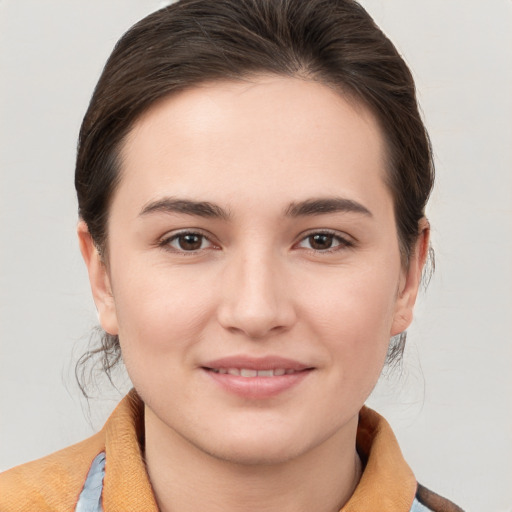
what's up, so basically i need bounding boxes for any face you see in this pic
[80,76,426,465]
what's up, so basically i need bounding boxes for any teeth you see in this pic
[240,369,258,377]
[211,368,295,377]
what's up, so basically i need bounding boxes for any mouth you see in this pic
[201,356,314,398]
[207,368,303,377]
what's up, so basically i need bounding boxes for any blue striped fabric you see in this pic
[410,497,433,512]
[75,452,105,512]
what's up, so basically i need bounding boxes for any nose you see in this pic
[217,250,297,339]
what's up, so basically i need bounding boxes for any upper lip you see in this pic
[202,355,312,371]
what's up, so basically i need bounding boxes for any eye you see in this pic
[297,231,352,252]
[162,231,214,252]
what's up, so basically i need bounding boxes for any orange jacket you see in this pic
[0,390,463,511]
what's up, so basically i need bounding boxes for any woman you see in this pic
[0,0,464,510]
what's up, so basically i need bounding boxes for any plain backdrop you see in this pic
[1,1,511,511]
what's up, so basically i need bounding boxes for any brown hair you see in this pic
[75,0,434,393]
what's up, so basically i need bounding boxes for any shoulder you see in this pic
[0,431,105,512]
[414,483,465,512]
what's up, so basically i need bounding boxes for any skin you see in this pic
[79,76,429,512]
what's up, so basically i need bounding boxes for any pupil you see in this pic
[179,234,202,250]
[310,234,333,250]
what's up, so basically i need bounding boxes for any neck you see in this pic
[144,406,362,512]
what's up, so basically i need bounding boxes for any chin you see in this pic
[191,418,333,467]
[201,437,308,467]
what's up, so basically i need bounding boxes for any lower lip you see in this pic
[203,369,313,399]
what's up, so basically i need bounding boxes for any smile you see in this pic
[209,368,299,377]
[202,356,313,399]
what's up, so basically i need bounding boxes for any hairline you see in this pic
[92,72,410,267]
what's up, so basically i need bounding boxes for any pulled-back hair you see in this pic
[75,0,434,394]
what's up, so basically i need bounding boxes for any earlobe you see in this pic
[390,219,430,336]
[77,221,119,335]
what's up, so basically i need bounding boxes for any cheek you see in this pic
[110,260,217,360]
[299,262,400,337]
[296,263,399,379]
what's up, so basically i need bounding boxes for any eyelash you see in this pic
[158,229,354,254]
[159,230,218,254]
[296,230,354,253]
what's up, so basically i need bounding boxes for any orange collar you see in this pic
[0,390,417,511]
[341,405,417,511]
[101,391,416,511]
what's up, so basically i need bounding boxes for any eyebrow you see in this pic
[139,197,231,220]
[284,197,372,218]
[139,196,371,220]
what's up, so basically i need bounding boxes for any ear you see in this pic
[390,218,430,336]
[77,221,119,335]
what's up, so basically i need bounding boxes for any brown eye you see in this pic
[178,234,203,250]
[297,232,351,252]
[165,232,211,252]
[308,233,334,250]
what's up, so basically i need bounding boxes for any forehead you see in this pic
[116,76,389,214]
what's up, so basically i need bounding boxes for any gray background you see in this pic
[1,1,511,510]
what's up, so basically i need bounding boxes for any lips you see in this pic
[210,368,298,377]
[202,356,313,399]
[203,355,311,372]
